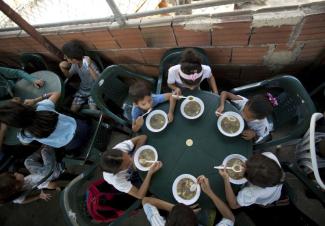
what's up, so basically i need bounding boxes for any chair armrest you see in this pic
[156,72,163,94]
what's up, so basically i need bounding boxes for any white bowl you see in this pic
[217,111,244,137]
[180,96,204,120]
[222,154,247,185]
[172,174,201,205]
[134,145,158,171]
[145,110,168,132]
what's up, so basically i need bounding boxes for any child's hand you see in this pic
[33,80,44,88]
[167,112,174,123]
[218,168,229,181]
[59,61,71,70]
[197,175,213,195]
[135,116,144,127]
[39,191,52,201]
[190,203,201,214]
[241,129,256,140]
[23,99,36,106]
[215,105,224,116]
[148,161,163,175]
[173,87,182,96]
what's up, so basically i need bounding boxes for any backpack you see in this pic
[86,178,136,222]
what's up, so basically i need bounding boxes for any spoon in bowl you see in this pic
[141,108,152,117]
[139,159,156,164]
[214,164,243,173]
[190,183,198,192]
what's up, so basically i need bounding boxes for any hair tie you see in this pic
[266,92,278,107]
[179,69,203,81]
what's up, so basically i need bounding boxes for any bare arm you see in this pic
[216,91,243,114]
[132,117,144,133]
[164,93,176,123]
[219,169,241,209]
[128,161,162,199]
[168,83,181,96]
[130,135,147,150]
[23,92,61,106]
[59,61,72,78]
[208,75,218,94]
[21,191,51,204]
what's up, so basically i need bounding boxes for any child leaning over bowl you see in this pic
[220,152,285,209]
[129,80,177,132]
[100,135,163,199]
[216,91,278,143]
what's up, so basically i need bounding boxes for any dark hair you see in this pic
[0,101,58,138]
[166,203,198,226]
[179,48,203,86]
[247,94,273,119]
[100,149,124,174]
[128,80,152,103]
[0,173,22,203]
[62,40,85,61]
[245,154,283,188]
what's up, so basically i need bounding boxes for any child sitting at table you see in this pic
[142,175,235,226]
[100,135,163,199]
[216,91,277,143]
[129,80,176,132]
[219,152,285,209]
[59,40,100,113]
[167,48,218,96]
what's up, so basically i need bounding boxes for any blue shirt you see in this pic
[131,94,166,121]
[17,99,77,148]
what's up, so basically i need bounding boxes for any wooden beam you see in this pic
[0,0,63,61]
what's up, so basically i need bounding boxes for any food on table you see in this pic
[177,178,197,200]
[150,113,166,129]
[226,158,245,180]
[138,149,155,167]
[184,100,201,117]
[221,116,240,134]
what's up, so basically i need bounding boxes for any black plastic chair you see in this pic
[230,75,316,150]
[20,53,48,73]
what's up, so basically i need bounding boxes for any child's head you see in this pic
[129,80,152,111]
[166,203,198,226]
[179,48,203,88]
[0,101,58,138]
[242,94,273,121]
[62,40,85,63]
[0,172,24,203]
[100,148,133,174]
[245,154,284,188]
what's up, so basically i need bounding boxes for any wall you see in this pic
[0,2,324,87]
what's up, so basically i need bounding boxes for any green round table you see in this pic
[141,90,252,208]
[4,70,62,145]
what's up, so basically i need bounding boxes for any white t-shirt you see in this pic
[167,64,212,88]
[231,95,272,143]
[237,152,283,206]
[102,139,135,193]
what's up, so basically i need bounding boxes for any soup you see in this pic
[221,116,240,134]
[150,114,166,129]
[184,101,201,117]
[226,158,245,180]
[138,149,155,167]
[176,178,196,200]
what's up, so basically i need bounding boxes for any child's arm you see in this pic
[216,91,243,114]
[168,83,182,96]
[21,191,52,204]
[59,61,72,78]
[198,175,235,221]
[128,161,162,199]
[219,169,241,209]
[164,93,176,123]
[23,92,61,106]
[208,75,218,94]
[132,117,144,132]
[131,134,147,150]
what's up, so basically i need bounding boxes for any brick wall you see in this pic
[0,6,324,87]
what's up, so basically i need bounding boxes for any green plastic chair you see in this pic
[230,75,316,150]
[60,165,141,226]
[157,47,210,94]
[91,65,158,132]
[20,53,48,73]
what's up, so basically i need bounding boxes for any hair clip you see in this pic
[266,92,278,107]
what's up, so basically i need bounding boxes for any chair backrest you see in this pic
[157,47,210,93]
[91,65,157,126]
[20,53,48,73]
[231,75,316,150]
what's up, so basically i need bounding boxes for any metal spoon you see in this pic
[172,94,187,99]
[139,159,156,164]
[190,183,198,192]
[214,165,243,173]
[141,108,152,117]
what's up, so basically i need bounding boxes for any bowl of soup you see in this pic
[222,154,247,185]
[217,111,244,137]
[145,110,168,132]
[180,96,204,119]
[172,174,201,205]
[134,145,158,171]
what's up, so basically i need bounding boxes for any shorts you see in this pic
[72,92,95,106]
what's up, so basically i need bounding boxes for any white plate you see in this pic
[180,96,205,120]
[222,154,247,185]
[217,111,244,137]
[134,145,158,171]
[145,110,168,132]
[172,174,201,205]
